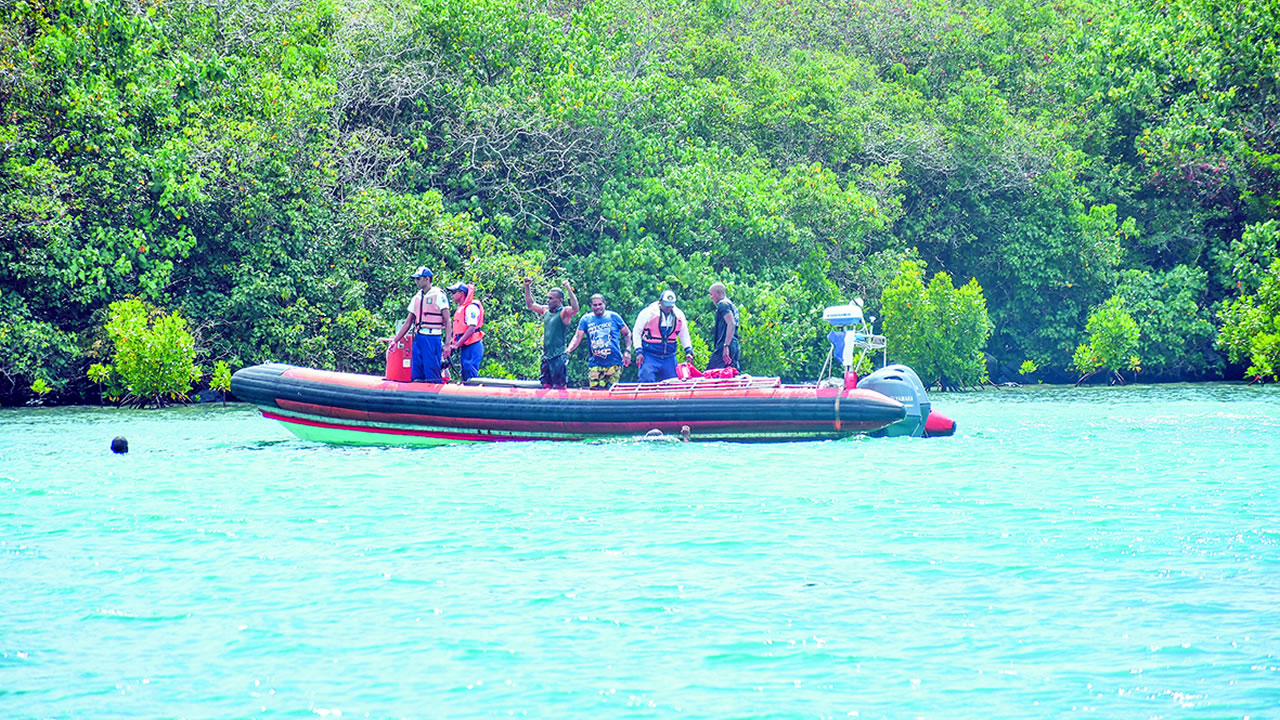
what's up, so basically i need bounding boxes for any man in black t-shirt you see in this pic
[707,282,740,370]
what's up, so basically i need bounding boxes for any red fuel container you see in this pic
[384,337,412,382]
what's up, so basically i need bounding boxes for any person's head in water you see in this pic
[546,288,565,312]
[680,425,691,442]
[590,293,607,316]
[645,428,663,438]
[111,436,129,454]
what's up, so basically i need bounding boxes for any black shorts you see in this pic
[706,344,740,370]
[540,354,567,388]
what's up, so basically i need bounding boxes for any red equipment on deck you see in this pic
[384,337,412,382]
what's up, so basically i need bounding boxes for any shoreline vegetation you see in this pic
[3,0,1278,406]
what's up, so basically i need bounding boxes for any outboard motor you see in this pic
[820,300,954,437]
[858,364,931,438]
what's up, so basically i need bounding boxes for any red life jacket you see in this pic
[451,284,485,345]
[641,307,682,352]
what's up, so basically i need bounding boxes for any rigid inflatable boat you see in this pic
[230,363,908,446]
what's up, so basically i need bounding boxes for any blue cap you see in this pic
[410,266,433,279]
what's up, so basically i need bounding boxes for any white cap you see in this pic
[660,290,677,306]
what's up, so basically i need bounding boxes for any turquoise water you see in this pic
[2,384,1279,718]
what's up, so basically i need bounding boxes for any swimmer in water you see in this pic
[640,426,692,442]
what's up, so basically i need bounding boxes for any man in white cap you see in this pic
[388,266,450,382]
[632,289,693,383]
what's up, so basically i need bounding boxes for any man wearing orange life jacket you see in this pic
[632,289,694,383]
[445,282,485,381]
[388,266,450,383]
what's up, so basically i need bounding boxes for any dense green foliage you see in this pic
[2,0,1279,402]
[94,298,200,406]
[1114,265,1218,376]
[1218,258,1280,382]
[1072,296,1141,382]
[881,261,993,389]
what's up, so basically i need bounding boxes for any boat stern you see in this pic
[836,387,907,432]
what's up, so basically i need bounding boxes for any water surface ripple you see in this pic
[2,384,1278,718]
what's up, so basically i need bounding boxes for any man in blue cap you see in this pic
[445,281,485,381]
[388,266,450,382]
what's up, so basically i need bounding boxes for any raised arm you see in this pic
[562,280,580,324]
[522,276,546,315]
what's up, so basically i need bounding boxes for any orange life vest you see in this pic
[640,309,682,351]
[413,289,448,332]
[451,285,485,346]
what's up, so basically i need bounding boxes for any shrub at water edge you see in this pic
[210,360,234,403]
[91,299,202,407]
[881,260,993,390]
[1072,296,1141,386]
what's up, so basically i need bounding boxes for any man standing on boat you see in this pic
[445,282,485,382]
[707,282,740,371]
[566,293,632,389]
[523,276,580,389]
[388,266,450,383]
[633,290,693,383]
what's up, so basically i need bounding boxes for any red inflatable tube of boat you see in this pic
[924,410,956,437]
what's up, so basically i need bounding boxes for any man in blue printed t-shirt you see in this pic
[566,293,632,389]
